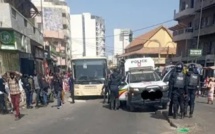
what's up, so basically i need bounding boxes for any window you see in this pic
[62,13,66,17]
[213,14,215,24]
[180,1,186,11]
[11,8,16,18]
[33,27,36,34]
[24,19,27,27]
[208,41,213,54]
[63,24,68,29]
[191,0,194,8]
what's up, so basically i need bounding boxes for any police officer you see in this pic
[184,64,199,118]
[109,68,121,110]
[169,62,187,119]
[102,76,110,104]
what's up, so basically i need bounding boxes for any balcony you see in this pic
[174,8,195,20]
[193,24,215,37]
[62,17,69,25]
[172,27,193,41]
[63,29,70,38]
[195,0,215,11]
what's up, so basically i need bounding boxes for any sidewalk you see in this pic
[167,97,215,134]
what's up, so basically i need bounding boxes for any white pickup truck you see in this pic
[118,58,170,111]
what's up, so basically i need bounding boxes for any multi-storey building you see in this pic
[32,0,71,71]
[70,13,105,58]
[170,0,215,66]
[113,29,132,65]
[0,0,45,74]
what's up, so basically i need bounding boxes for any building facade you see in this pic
[121,26,176,67]
[70,13,105,58]
[170,0,215,66]
[0,1,44,75]
[113,29,132,65]
[32,0,71,71]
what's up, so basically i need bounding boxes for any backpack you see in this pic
[174,72,185,88]
[188,73,199,87]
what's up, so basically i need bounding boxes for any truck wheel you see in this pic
[162,103,168,109]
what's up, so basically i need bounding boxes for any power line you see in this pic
[71,19,175,39]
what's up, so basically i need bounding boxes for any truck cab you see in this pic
[118,58,170,111]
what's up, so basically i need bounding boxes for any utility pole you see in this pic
[196,0,204,63]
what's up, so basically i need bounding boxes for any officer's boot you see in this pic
[173,112,177,119]
[189,111,193,118]
[168,100,173,116]
[181,112,185,119]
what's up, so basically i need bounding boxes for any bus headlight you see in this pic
[162,85,169,91]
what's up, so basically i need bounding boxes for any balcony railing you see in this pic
[193,23,215,37]
[172,27,193,41]
[174,8,195,20]
[195,0,215,11]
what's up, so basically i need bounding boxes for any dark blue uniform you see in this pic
[169,63,187,119]
[185,64,199,118]
[109,70,121,110]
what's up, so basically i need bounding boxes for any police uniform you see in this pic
[102,78,110,103]
[184,64,199,118]
[109,69,121,110]
[170,63,187,119]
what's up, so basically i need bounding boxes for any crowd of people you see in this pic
[0,71,75,121]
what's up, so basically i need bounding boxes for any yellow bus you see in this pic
[71,57,108,96]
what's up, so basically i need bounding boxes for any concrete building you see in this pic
[120,26,176,66]
[169,0,215,66]
[0,1,45,74]
[32,0,71,70]
[113,29,132,65]
[70,13,105,58]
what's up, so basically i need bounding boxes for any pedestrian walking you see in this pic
[22,74,33,109]
[207,78,215,105]
[3,71,22,120]
[53,74,63,109]
[184,64,200,118]
[0,75,7,114]
[33,73,42,108]
[68,73,75,104]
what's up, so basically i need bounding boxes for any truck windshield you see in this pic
[72,59,107,84]
[129,71,161,83]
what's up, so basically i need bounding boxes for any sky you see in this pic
[66,0,179,56]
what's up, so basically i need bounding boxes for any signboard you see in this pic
[0,30,15,45]
[189,49,202,56]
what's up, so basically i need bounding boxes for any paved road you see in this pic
[0,99,175,134]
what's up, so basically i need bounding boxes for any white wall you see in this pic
[70,14,84,58]
[83,13,97,56]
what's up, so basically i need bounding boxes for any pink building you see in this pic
[32,0,71,71]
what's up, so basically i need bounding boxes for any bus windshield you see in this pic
[72,59,107,84]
